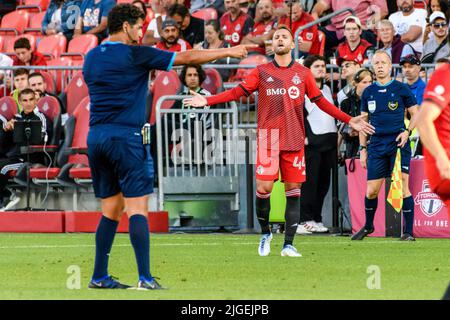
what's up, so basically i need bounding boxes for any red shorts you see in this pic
[255,147,306,183]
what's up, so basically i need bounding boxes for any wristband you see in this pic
[359,145,367,151]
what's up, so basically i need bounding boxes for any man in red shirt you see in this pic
[241,0,278,55]
[155,18,192,52]
[279,2,320,56]
[12,38,47,66]
[417,62,450,299]
[184,26,374,257]
[336,16,374,66]
[220,0,254,46]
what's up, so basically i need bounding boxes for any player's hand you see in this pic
[4,119,15,131]
[360,149,367,170]
[227,44,259,59]
[349,115,375,135]
[436,155,450,180]
[396,130,409,148]
[183,91,207,108]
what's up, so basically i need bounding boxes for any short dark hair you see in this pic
[14,37,31,50]
[28,72,45,82]
[303,55,326,69]
[168,4,190,19]
[13,68,30,78]
[131,0,146,13]
[19,88,35,100]
[180,64,206,87]
[108,4,146,35]
[436,57,450,64]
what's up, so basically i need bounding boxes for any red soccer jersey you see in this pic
[279,12,320,55]
[249,18,278,55]
[155,39,192,52]
[336,39,373,66]
[220,10,254,46]
[13,51,47,66]
[422,64,450,192]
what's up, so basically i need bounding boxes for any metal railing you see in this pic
[294,7,356,60]
[155,95,240,212]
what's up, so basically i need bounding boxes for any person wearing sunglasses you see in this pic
[422,11,450,64]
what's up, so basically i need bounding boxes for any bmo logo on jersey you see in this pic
[266,86,300,99]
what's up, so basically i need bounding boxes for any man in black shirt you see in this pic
[0,88,53,211]
[168,3,204,47]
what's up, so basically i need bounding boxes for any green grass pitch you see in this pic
[0,233,449,300]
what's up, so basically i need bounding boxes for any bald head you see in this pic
[257,0,274,22]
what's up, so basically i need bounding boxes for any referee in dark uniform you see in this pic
[352,50,419,241]
[83,4,254,290]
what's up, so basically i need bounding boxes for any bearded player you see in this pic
[184,26,375,257]
[416,62,450,299]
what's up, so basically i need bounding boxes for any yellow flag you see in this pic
[387,149,403,213]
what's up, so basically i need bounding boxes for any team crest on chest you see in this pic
[292,74,301,85]
[368,100,376,113]
[306,32,313,41]
[235,24,241,31]
[388,101,399,110]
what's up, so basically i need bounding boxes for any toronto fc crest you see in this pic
[414,180,444,217]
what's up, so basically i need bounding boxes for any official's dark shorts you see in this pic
[87,125,154,199]
[367,133,411,181]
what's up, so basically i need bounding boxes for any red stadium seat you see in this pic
[202,68,223,95]
[37,34,67,60]
[17,0,49,12]
[149,70,181,125]
[414,0,428,9]
[191,8,218,20]
[39,70,56,94]
[61,34,98,63]
[36,95,62,145]
[46,57,72,93]
[0,10,31,35]
[0,96,18,120]
[24,11,46,39]
[229,54,268,82]
[4,34,37,54]
[62,72,89,115]
[0,36,4,52]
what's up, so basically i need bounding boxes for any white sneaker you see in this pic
[258,233,273,256]
[296,222,313,234]
[0,194,21,212]
[313,222,329,233]
[281,245,302,257]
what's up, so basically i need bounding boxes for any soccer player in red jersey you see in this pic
[184,26,374,257]
[417,62,450,300]
[220,0,254,46]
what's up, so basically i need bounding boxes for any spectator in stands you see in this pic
[297,54,336,235]
[172,64,213,132]
[28,73,63,107]
[377,19,416,64]
[424,0,450,43]
[279,1,320,57]
[337,58,361,107]
[220,0,254,46]
[155,18,192,52]
[241,0,278,56]
[435,57,450,69]
[146,0,184,46]
[311,0,388,52]
[12,38,47,67]
[11,68,29,113]
[401,54,426,105]
[422,11,450,63]
[336,16,374,66]
[168,3,205,47]
[389,0,428,55]
[194,20,235,81]
[132,0,150,45]
[0,53,13,84]
[74,0,116,42]
[0,89,53,211]
[42,0,82,41]
[339,68,374,159]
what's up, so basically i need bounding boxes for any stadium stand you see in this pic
[23,10,46,39]
[191,7,218,20]
[37,34,67,60]
[60,71,89,115]
[16,0,49,13]
[60,34,98,65]
[36,95,61,145]
[0,96,18,120]
[0,10,30,35]
[39,70,56,94]
[4,34,36,55]
[46,56,73,93]
[229,54,268,82]
[149,70,181,125]
[202,68,223,95]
